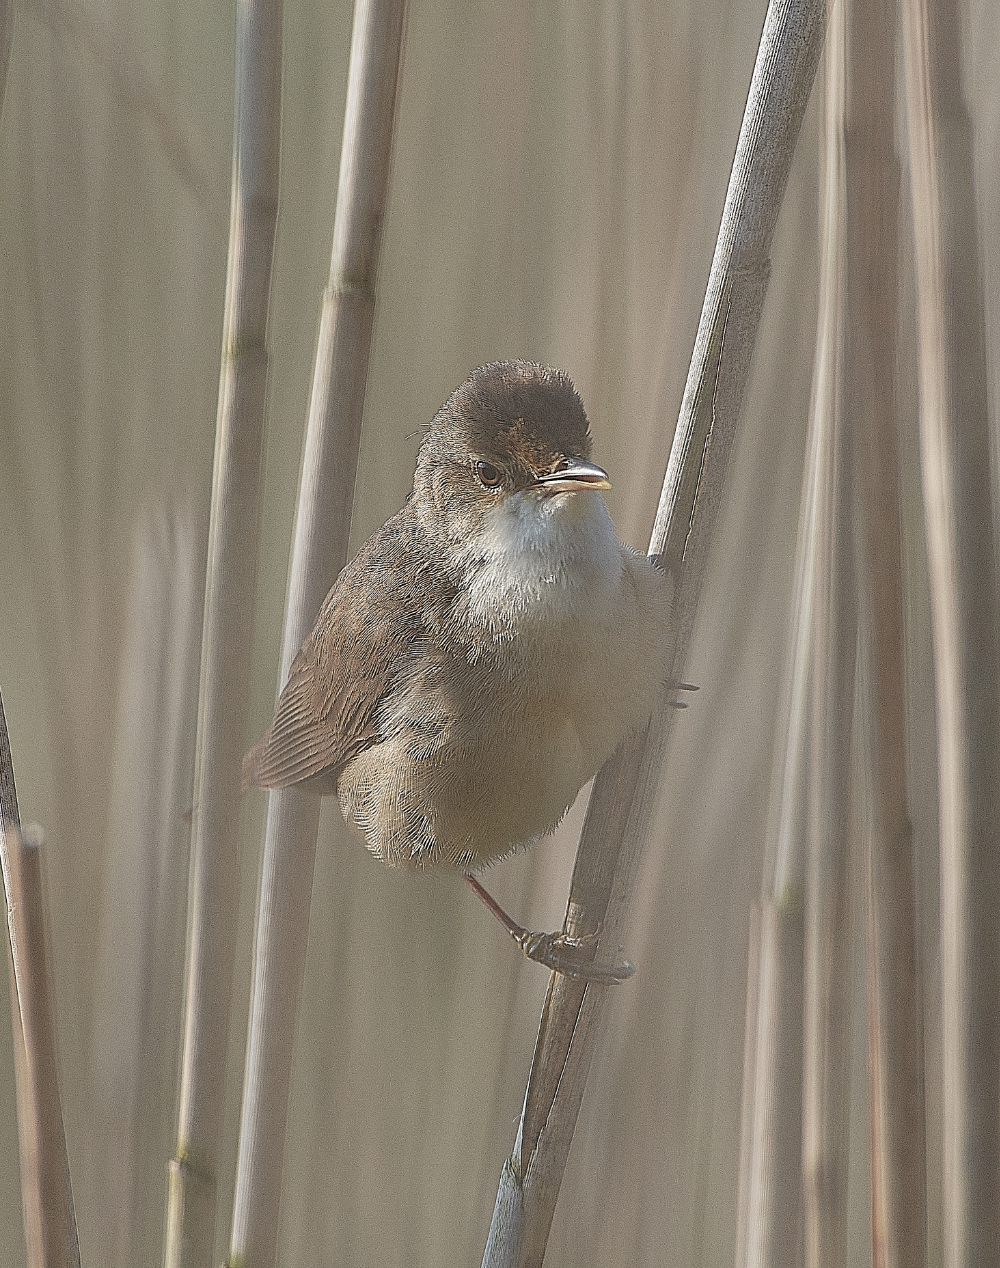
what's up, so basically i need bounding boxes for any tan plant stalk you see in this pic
[845,0,927,1263]
[482,2,829,1264]
[163,0,283,1259]
[734,642,811,1268]
[0,691,80,1268]
[733,60,838,1252]
[735,900,805,1268]
[226,3,408,1266]
[900,0,1000,1262]
[800,12,856,1265]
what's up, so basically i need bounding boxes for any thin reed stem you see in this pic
[482,3,829,1264]
[227,3,408,1265]
[163,0,283,1259]
[900,0,1000,1261]
[800,16,855,1264]
[845,0,927,1262]
[0,691,80,1268]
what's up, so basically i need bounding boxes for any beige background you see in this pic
[1,0,997,1263]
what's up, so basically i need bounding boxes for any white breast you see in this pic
[458,488,626,633]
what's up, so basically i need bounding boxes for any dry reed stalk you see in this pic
[88,506,201,1267]
[0,692,80,1268]
[733,99,835,1258]
[845,0,927,1264]
[226,3,408,1265]
[900,0,1000,1262]
[482,3,828,1264]
[734,898,805,1268]
[800,12,857,1265]
[163,0,283,1259]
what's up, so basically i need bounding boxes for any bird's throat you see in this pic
[457,490,623,631]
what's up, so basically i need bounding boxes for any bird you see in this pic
[244,360,672,979]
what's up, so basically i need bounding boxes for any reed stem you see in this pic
[163,0,283,1258]
[226,4,408,1265]
[0,692,80,1268]
[482,3,829,1263]
[900,0,1000,1260]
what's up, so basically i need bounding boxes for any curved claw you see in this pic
[513,928,635,984]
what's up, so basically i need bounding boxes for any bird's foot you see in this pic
[465,874,634,984]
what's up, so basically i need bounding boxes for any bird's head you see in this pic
[413,361,611,550]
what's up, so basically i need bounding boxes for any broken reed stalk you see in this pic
[900,0,1000,1262]
[163,0,283,1259]
[845,0,927,1263]
[0,691,80,1268]
[226,3,408,1265]
[800,10,856,1263]
[481,3,828,1264]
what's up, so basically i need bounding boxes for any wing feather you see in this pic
[243,505,456,793]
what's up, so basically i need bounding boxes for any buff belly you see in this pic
[338,494,670,870]
[336,694,605,870]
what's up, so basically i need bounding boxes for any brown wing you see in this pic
[243,505,454,793]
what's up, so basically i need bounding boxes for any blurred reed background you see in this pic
[0,0,997,1264]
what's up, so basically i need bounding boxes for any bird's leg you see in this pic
[465,874,635,984]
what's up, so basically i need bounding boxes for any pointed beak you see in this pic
[532,460,611,493]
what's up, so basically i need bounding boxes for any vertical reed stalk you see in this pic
[734,898,805,1268]
[0,691,80,1268]
[163,0,283,1259]
[800,14,856,1265]
[733,89,837,1256]
[845,0,927,1263]
[900,0,1000,1262]
[226,3,407,1265]
[482,3,828,1264]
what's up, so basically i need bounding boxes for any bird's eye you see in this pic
[475,460,502,489]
